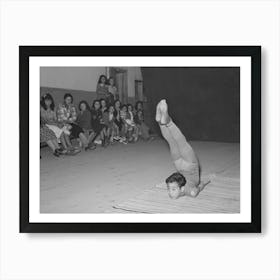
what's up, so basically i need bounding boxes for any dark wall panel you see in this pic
[141,67,240,142]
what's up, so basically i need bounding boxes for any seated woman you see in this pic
[40,118,62,157]
[134,101,153,141]
[57,93,94,151]
[113,99,124,141]
[90,99,108,147]
[77,101,96,149]
[134,109,152,141]
[96,75,109,100]
[100,98,108,114]
[127,103,138,142]
[102,104,119,144]
[121,104,137,142]
[40,93,69,154]
[120,104,128,138]
[156,99,209,199]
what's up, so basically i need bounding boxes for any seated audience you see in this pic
[102,105,119,144]
[135,100,144,112]
[40,93,70,154]
[40,118,63,157]
[100,98,108,114]
[127,103,139,142]
[91,99,108,147]
[119,104,130,144]
[77,101,96,148]
[113,99,124,140]
[134,101,153,141]
[120,104,137,143]
[57,93,94,151]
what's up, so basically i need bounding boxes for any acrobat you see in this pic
[156,99,209,199]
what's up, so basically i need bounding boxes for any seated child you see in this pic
[119,105,130,144]
[134,109,152,141]
[127,104,138,142]
[103,105,119,144]
[121,104,137,143]
[77,101,94,137]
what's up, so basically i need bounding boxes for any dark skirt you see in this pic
[70,123,84,138]
[92,121,106,134]
[114,119,123,131]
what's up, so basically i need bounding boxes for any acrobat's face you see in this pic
[167,182,181,199]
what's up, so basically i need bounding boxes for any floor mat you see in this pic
[111,175,240,214]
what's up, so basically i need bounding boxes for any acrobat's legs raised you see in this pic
[157,99,198,165]
[156,100,206,198]
[166,121,198,164]
[159,124,181,161]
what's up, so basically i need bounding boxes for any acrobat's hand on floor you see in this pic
[198,179,211,193]
[155,181,167,189]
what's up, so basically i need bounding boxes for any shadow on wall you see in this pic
[141,67,240,143]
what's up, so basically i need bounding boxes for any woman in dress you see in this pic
[113,99,122,133]
[90,99,108,147]
[57,93,94,151]
[134,101,153,141]
[100,98,108,114]
[40,93,69,154]
[113,99,127,143]
[77,101,96,147]
[40,118,62,157]
[127,103,138,142]
[102,104,119,144]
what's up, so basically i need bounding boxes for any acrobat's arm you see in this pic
[182,178,211,198]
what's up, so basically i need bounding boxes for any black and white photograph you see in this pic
[39,66,240,213]
[20,46,260,232]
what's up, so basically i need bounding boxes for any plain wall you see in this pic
[40,67,143,103]
[40,67,106,92]
[142,67,240,142]
[127,67,143,97]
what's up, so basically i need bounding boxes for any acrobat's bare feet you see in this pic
[159,99,171,125]
[155,101,162,122]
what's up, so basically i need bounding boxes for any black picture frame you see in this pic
[20,46,261,233]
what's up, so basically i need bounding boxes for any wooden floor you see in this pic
[40,139,240,213]
[111,175,240,213]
